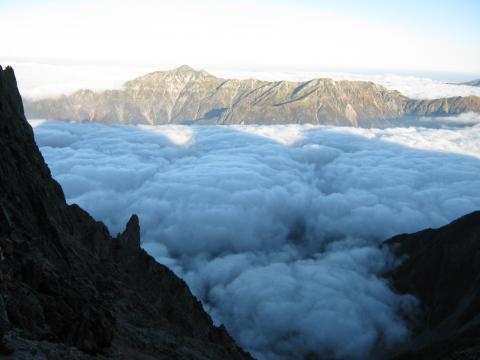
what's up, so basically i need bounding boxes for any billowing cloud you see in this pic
[410,112,480,128]
[31,119,480,359]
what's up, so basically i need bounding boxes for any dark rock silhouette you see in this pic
[386,211,480,359]
[0,65,252,359]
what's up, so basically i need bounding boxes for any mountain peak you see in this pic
[175,64,196,73]
[126,65,214,88]
[171,64,213,78]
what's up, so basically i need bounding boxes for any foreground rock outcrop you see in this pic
[24,65,480,127]
[0,65,252,359]
[385,211,480,360]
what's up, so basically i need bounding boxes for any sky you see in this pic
[1,0,480,74]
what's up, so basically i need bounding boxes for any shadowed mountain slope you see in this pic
[385,211,480,360]
[0,65,252,359]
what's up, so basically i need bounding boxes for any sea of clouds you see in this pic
[9,60,480,100]
[30,118,480,359]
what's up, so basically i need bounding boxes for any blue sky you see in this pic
[1,0,479,74]
[5,0,479,34]
[271,0,480,43]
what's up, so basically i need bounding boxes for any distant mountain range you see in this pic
[462,79,480,87]
[24,65,480,126]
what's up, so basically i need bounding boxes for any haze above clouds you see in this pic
[1,0,480,74]
[9,61,480,100]
[4,0,479,100]
[31,119,480,359]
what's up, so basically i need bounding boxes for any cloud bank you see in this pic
[31,120,480,359]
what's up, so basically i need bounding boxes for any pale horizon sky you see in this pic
[1,0,479,75]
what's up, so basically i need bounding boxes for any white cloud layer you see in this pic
[8,61,480,100]
[31,120,480,359]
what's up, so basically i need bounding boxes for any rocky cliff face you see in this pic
[385,211,480,360]
[405,96,480,117]
[0,65,252,359]
[25,65,480,127]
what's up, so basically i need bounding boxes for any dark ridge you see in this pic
[0,65,252,359]
[385,211,480,359]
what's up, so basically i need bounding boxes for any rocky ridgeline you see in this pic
[463,79,480,87]
[0,65,252,359]
[24,65,480,127]
[385,211,480,360]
